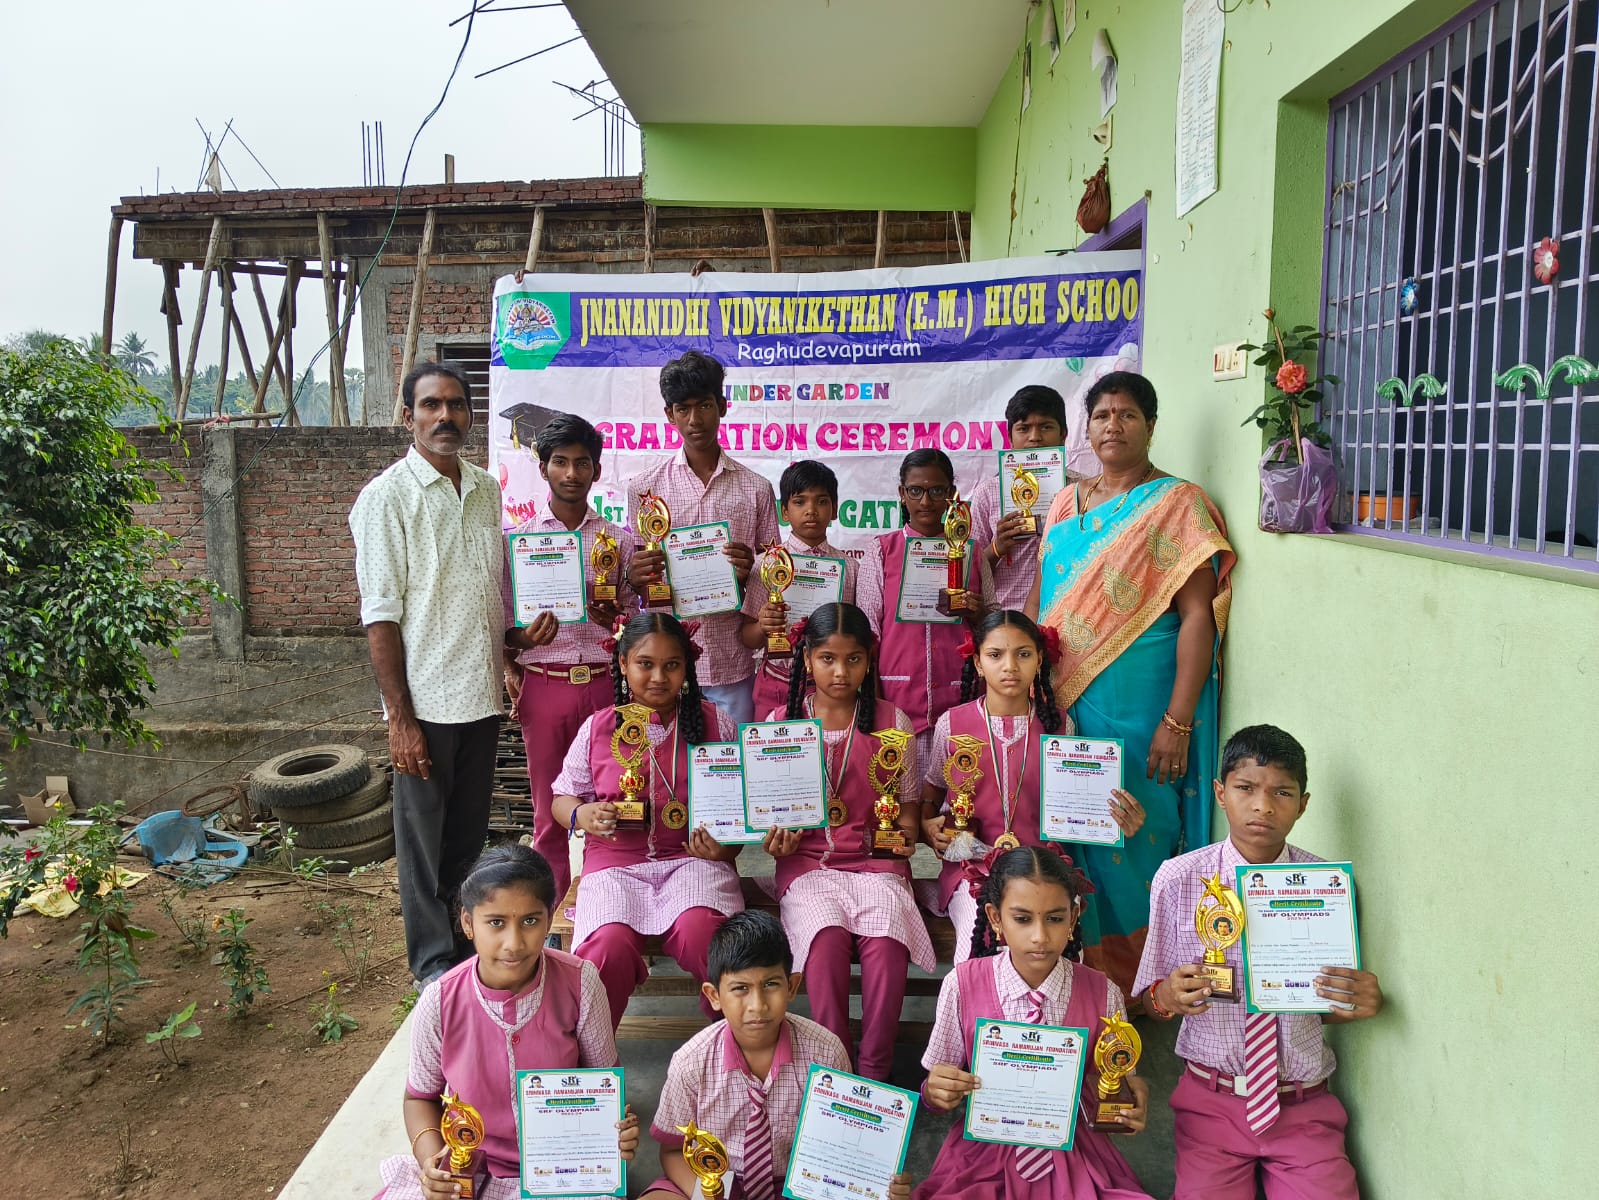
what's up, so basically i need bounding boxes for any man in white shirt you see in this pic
[349,363,505,985]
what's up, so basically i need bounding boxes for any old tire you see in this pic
[290,771,389,825]
[248,744,370,811]
[322,831,397,873]
[294,800,395,850]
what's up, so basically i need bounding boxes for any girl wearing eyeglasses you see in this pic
[854,448,983,765]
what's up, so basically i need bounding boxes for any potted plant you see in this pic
[1240,309,1340,533]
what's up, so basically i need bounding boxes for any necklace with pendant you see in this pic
[809,696,855,827]
[984,698,1032,851]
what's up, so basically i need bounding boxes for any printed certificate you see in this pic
[783,1066,917,1200]
[663,522,743,619]
[508,530,587,626]
[688,742,763,845]
[1236,862,1361,1014]
[895,536,962,625]
[1039,736,1125,847]
[740,719,826,831]
[965,1019,1088,1152]
[781,553,847,622]
[515,1067,625,1198]
[996,447,1070,519]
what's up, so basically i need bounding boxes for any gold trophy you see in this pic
[1089,1015,1143,1134]
[677,1121,732,1200]
[940,490,973,613]
[940,734,987,852]
[635,491,674,607]
[610,702,654,831]
[758,543,797,654]
[1010,467,1042,535]
[868,728,913,858]
[438,1091,488,1198]
[589,529,620,603]
[1194,873,1246,1002]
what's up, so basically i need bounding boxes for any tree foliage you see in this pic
[0,341,222,768]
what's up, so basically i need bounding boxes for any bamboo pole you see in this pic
[762,208,781,273]
[100,215,124,367]
[215,265,234,415]
[175,216,225,420]
[318,213,348,426]
[226,294,260,395]
[283,259,300,426]
[521,206,545,276]
[391,208,437,423]
[251,273,291,411]
[339,256,361,423]
[642,203,656,274]
[874,210,887,269]
[160,262,183,399]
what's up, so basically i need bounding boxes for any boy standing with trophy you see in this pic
[626,351,780,724]
[1133,725,1383,1200]
[502,413,635,903]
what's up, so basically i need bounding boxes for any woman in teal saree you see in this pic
[1026,373,1234,996]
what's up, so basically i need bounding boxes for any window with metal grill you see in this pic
[1321,0,1598,569]
[437,342,492,424]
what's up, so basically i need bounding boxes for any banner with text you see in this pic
[487,253,1143,554]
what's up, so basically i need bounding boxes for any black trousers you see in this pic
[391,715,499,983]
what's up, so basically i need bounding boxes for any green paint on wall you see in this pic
[972,1,1598,1195]
[642,123,975,211]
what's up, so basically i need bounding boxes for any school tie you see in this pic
[1013,990,1054,1182]
[1242,1011,1282,1133]
[742,1078,776,1200]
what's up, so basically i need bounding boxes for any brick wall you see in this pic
[386,280,494,383]
[128,429,209,628]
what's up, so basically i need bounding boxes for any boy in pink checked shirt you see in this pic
[640,912,912,1200]
[968,385,1082,614]
[503,413,634,905]
[1133,725,1384,1200]
[626,351,781,726]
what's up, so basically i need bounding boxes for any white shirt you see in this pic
[349,447,505,724]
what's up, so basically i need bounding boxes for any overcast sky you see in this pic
[0,0,636,378]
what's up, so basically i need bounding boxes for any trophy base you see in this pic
[447,1168,488,1199]
[941,587,971,612]
[613,798,650,831]
[1198,962,1239,1002]
[766,634,792,655]
[1090,1084,1137,1133]
[1017,514,1038,534]
[645,586,674,609]
[591,584,617,603]
[871,828,908,858]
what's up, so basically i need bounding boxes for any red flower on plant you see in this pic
[1533,237,1560,285]
[1275,362,1309,394]
[63,874,80,894]
[23,847,40,864]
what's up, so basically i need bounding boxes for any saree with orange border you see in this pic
[1037,477,1234,995]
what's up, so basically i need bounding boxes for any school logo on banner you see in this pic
[495,293,570,369]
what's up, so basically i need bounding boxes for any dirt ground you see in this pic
[0,857,411,1199]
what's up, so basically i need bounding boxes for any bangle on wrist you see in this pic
[411,1126,442,1152]
[1161,712,1194,736]
[1145,983,1172,1019]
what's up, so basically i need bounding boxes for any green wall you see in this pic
[642,123,975,211]
[973,1,1598,1194]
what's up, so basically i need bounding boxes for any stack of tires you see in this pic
[247,744,394,872]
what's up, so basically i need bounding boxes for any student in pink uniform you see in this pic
[639,911,916,1200]
[503,413,634,906]
[855,448,982,766]
[376,843,639,1200]
[1133,725,1383,1200]
[921,610,1144,963]
[916,845,1153,1200]
[550,612,745,1029]
[741,459,859,721]
[761,602,933,1081]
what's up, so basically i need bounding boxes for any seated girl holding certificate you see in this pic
[855,449,982,765]
[378,843,639,1200]
[918,845,1153,1200]
[551,612,745,1029]
[762,602,935,1082]
[921,611,1145,964]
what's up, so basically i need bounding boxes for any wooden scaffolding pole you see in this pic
[282,259,301,426]
[521,206,546,277]
[175,216,225,420]
[160,262,183,400]
[226,291,260,396]
[215,265,234,415]
[762,208,781,273]
[874,211,887,269]
[642,203,656,274]
[100,215,124,367]
[391,207,437,424]
[339,257,361,422]
[251,274,291,409]
[318,213,349,426]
